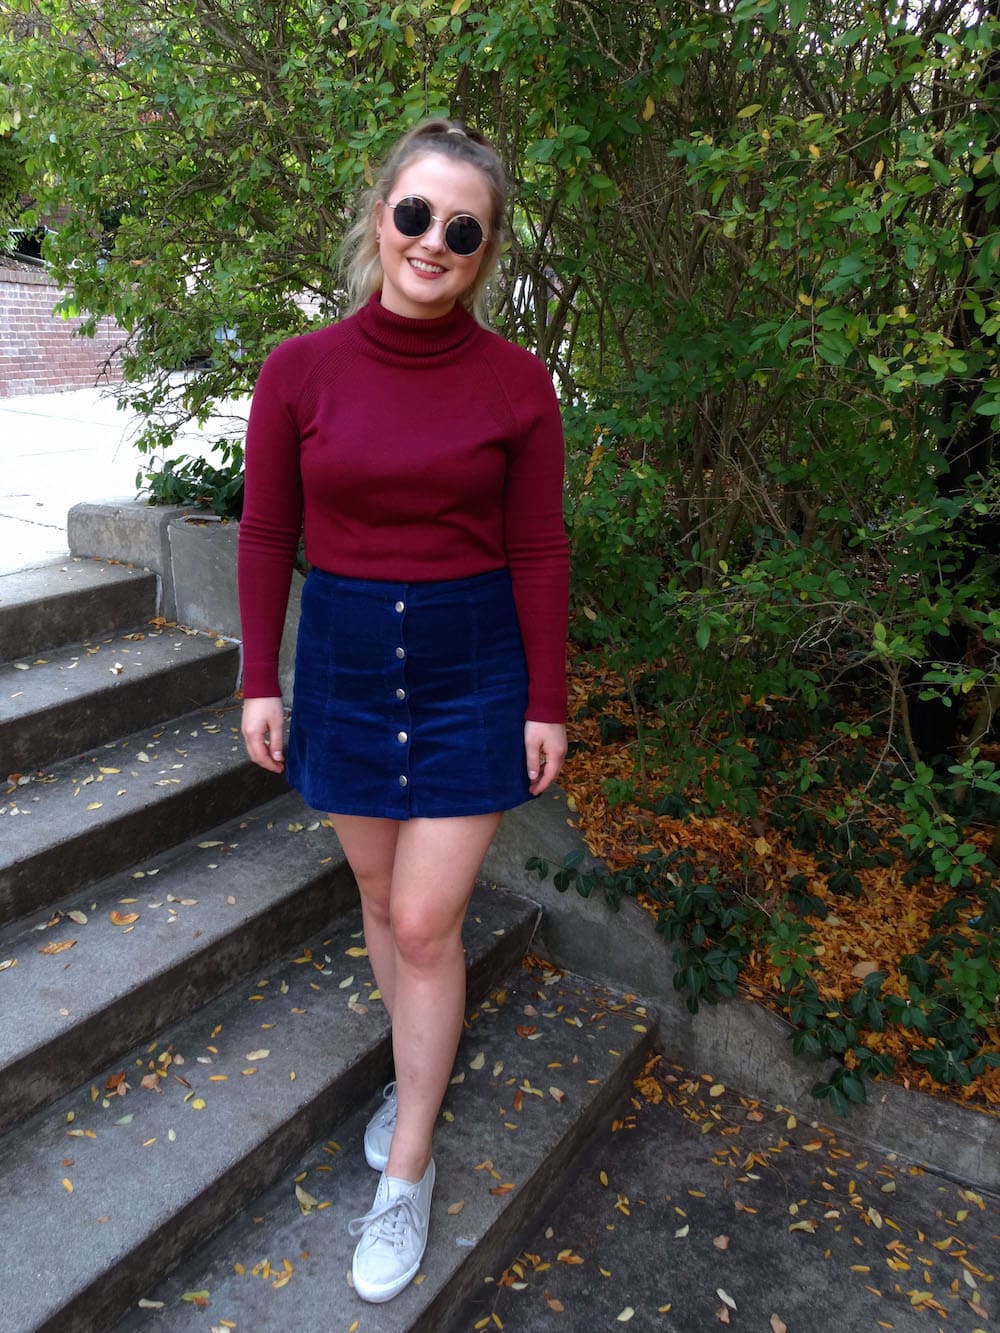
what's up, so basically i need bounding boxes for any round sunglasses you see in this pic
[387,195,486,256]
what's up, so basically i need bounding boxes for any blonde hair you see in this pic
[340,119,508,326]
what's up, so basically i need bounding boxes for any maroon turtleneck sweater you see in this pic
[237,293,569,721]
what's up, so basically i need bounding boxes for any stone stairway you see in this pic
[0,557,655,1332]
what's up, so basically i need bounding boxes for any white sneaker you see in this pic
[348,1160,436,1303]
[363,1081,397,1171]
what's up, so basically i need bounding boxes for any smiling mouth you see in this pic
[408,259,446,275]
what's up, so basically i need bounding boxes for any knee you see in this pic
[390,906,460,972]
[355,870,392,927]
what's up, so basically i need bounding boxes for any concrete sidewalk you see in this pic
[457,1052,999,1332]
[0,384,247,575]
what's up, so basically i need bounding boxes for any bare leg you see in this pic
[329,814,400,1019]
[384,812,502,1182]
[330,810,502,1183]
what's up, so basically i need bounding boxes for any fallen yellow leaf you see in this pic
[295,1183,319,1214]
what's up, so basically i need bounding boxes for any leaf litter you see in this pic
[40,891,390,1317]
[559,651,1000,1109]
[469,1048,997,1329]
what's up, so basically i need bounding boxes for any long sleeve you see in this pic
[498,353,570,722]
[237,342,305,698]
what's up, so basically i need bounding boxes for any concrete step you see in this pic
[0,703,287,928]
[2,885,540,1333]
[111,960,654,1332]
[1,622,239,775]
[0,559,157,661]
[0,791,358,1135]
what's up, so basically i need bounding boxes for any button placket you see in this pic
[391,591,412,803]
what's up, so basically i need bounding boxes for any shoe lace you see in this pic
[381,1082,398,1125]
[348,1190,423,1247]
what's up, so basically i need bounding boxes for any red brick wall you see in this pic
[0,264,125,397]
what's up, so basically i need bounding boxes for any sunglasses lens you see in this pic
[444,215,484,256]
[392,196,432,238]
[390,196,485,255]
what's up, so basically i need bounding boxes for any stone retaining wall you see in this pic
[0,264,125,397]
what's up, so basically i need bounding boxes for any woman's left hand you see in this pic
[524,720,568,797]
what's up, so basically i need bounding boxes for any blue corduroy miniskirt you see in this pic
[286,566,532,819]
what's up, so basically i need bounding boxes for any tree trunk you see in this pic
[906,0,1000,768]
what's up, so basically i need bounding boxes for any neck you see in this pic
[353,291,478,359]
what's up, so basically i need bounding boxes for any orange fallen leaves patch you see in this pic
[560,649,1000,1109]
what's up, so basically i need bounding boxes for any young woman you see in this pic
[237,118,569,1304]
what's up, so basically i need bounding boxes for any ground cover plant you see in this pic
[531,646,1000,1114]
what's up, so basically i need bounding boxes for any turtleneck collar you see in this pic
[353,290,479,360]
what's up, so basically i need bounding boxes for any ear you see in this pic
[374,199,385,240]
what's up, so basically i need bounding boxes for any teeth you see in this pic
[410,260,444,273]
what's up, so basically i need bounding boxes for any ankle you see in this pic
[385,1150,432,1184]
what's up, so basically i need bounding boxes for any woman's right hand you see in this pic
[241,696,286,773]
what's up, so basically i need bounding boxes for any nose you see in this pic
[420,219,448,252]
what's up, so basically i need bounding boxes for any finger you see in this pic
[245,732,281,772]
[242,713,285,772]
[528,730,567,795]
[268,719,284,765]
[525,735,543,784]
[529,750,564,795]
